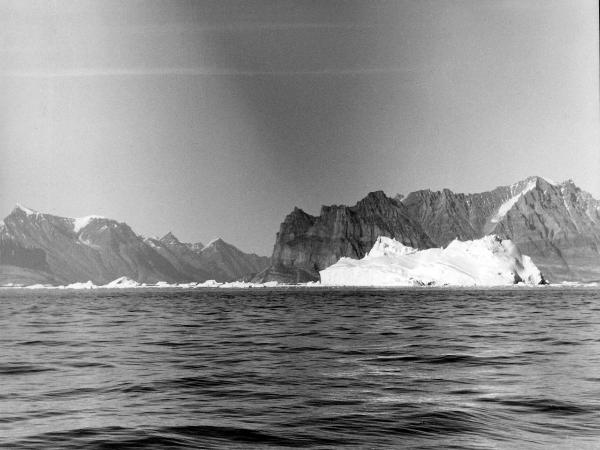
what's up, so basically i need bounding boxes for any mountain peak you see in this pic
[363,190,389,201]
[517,175,557,190]
[204,237,226,248]
[160,231,180,243]
[13,204,39,216]
[354,190,401,212]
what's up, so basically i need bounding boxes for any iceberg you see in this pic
[320,235,545,287]
[216,281,279,288]
[103,276,141,288]
[25,283,51,289]
[16,278,284,290]
[197,280,222,288]
[65,280,97,289]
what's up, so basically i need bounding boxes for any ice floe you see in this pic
[14,277,285,290]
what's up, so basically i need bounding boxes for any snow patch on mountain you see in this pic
[320,235,544,287]
[491,179,537,224]
[203,237,223,248]
[15,204,38,216]
[73,215,105,233]
[539,176,557,185]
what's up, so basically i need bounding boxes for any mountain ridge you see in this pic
[256,176,600,283]
[0,208,269,285]
[3,176,599,285]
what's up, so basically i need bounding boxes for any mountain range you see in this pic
[2,176,599,285]
[253,176,600,283]
[0,206,269,285]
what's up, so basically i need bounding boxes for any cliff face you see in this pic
[262,177,600,283]
[400,177,542,244]
[256,191,434,282]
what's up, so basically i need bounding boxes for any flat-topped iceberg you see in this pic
[320,235,545,287]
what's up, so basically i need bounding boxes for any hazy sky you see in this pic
[1,0,598,255]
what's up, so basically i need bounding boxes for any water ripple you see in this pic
[1,287,600,448]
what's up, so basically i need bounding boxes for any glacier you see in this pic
[320,235,545,287]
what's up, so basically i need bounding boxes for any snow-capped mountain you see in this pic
[0,207,269,285]
[3,175,598,285]
[258,177,600,283]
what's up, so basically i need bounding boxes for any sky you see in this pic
[1,0,598,255]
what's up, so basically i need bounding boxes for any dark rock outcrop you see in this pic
[256,191,434,282]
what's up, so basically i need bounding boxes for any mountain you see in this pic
[486,178,600,281]
[4,176,598,285]
[148,234,269,282]
[197,238,270,282]
[0,207,269,285]
[253,191,434,283]
[1,206,185,284]
[143,232,213,282]
[258,177,600,282]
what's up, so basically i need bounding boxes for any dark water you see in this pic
[1,288,600,449]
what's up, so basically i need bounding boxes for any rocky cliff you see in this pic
[260,177,600,282]
[253,191,434,283]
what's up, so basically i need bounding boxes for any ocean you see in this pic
[1,287,600,449]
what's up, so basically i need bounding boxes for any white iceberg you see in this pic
[16,277,284,290]
[102,276,141,288]
[65,280,97,289]
[218,281,280,288]
[25,283,51,289]
[177,282,199,288]
[219,281,257,288]
[320,235,545,287]
[196,280,222,288]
